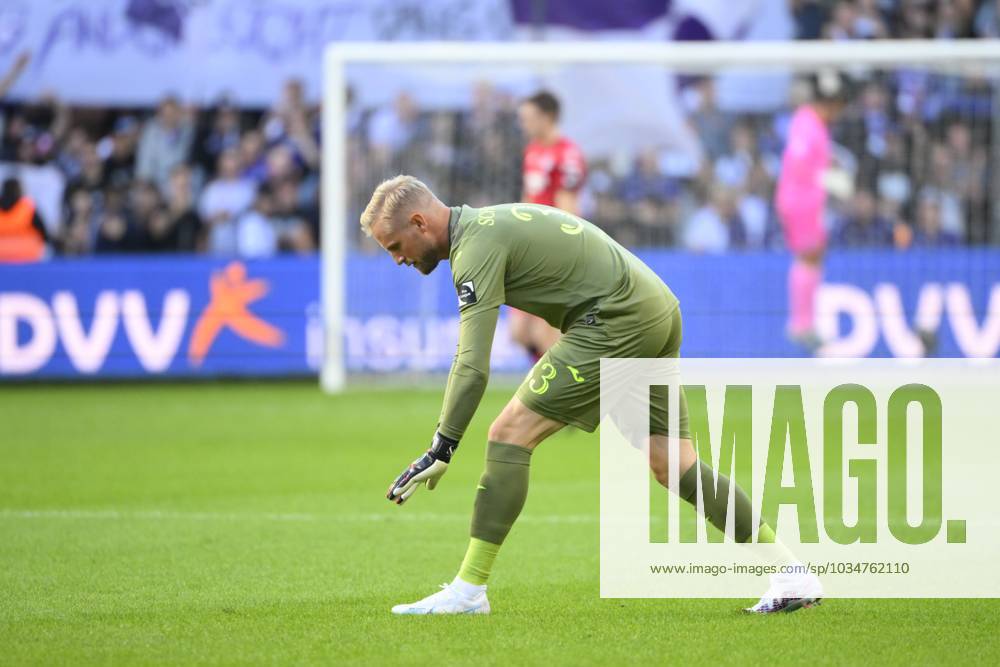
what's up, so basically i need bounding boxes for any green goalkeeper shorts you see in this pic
[515,305,690,438]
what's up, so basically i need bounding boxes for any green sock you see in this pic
[677,461,800,565]
[457,441,532,585]
[458,538,501,585]
[678,460,755,543]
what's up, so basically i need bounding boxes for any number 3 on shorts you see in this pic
[529,362,557,394]
[529,363,586,394]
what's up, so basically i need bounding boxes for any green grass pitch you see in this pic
[1,382,997,665]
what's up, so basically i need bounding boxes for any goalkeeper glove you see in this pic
[386,432,459,505]
[820,167,854,200]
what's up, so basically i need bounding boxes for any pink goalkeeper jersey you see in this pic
[776,105,830,252]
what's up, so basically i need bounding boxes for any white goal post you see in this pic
[321,39,1000,393]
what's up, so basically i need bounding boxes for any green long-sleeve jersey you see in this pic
[437,203,679,441]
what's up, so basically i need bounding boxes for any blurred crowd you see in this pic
[347,84,524,239]
[349,70,994,254]
[2,0,999,258]
[793,0,1000,39]
[595,69,993,252]
[1,55,319,258]
[346,1,998,253]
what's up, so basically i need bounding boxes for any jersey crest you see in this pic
[457,280,478,307]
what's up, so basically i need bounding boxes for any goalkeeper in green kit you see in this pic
[365,175,820,615]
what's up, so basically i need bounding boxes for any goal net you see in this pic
[321,41,1000,392]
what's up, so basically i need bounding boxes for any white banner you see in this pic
[0,0,514,106]
[0,0,791,111]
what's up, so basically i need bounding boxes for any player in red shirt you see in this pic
[514,91,587,360]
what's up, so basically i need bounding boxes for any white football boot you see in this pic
[745,571,823,614]
[391,583,491,615]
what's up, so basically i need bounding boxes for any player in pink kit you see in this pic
[515,91,587,361]
[776,71,851,352]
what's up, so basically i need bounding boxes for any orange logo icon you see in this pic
[188,261,286,367]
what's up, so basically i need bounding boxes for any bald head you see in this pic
[361,175,452,275]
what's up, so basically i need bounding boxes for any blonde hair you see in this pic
[360,175,436,237]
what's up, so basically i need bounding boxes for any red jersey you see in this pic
[522,137,586,206]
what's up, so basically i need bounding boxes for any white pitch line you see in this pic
[0,509,598,525]
[0,509,319,522]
